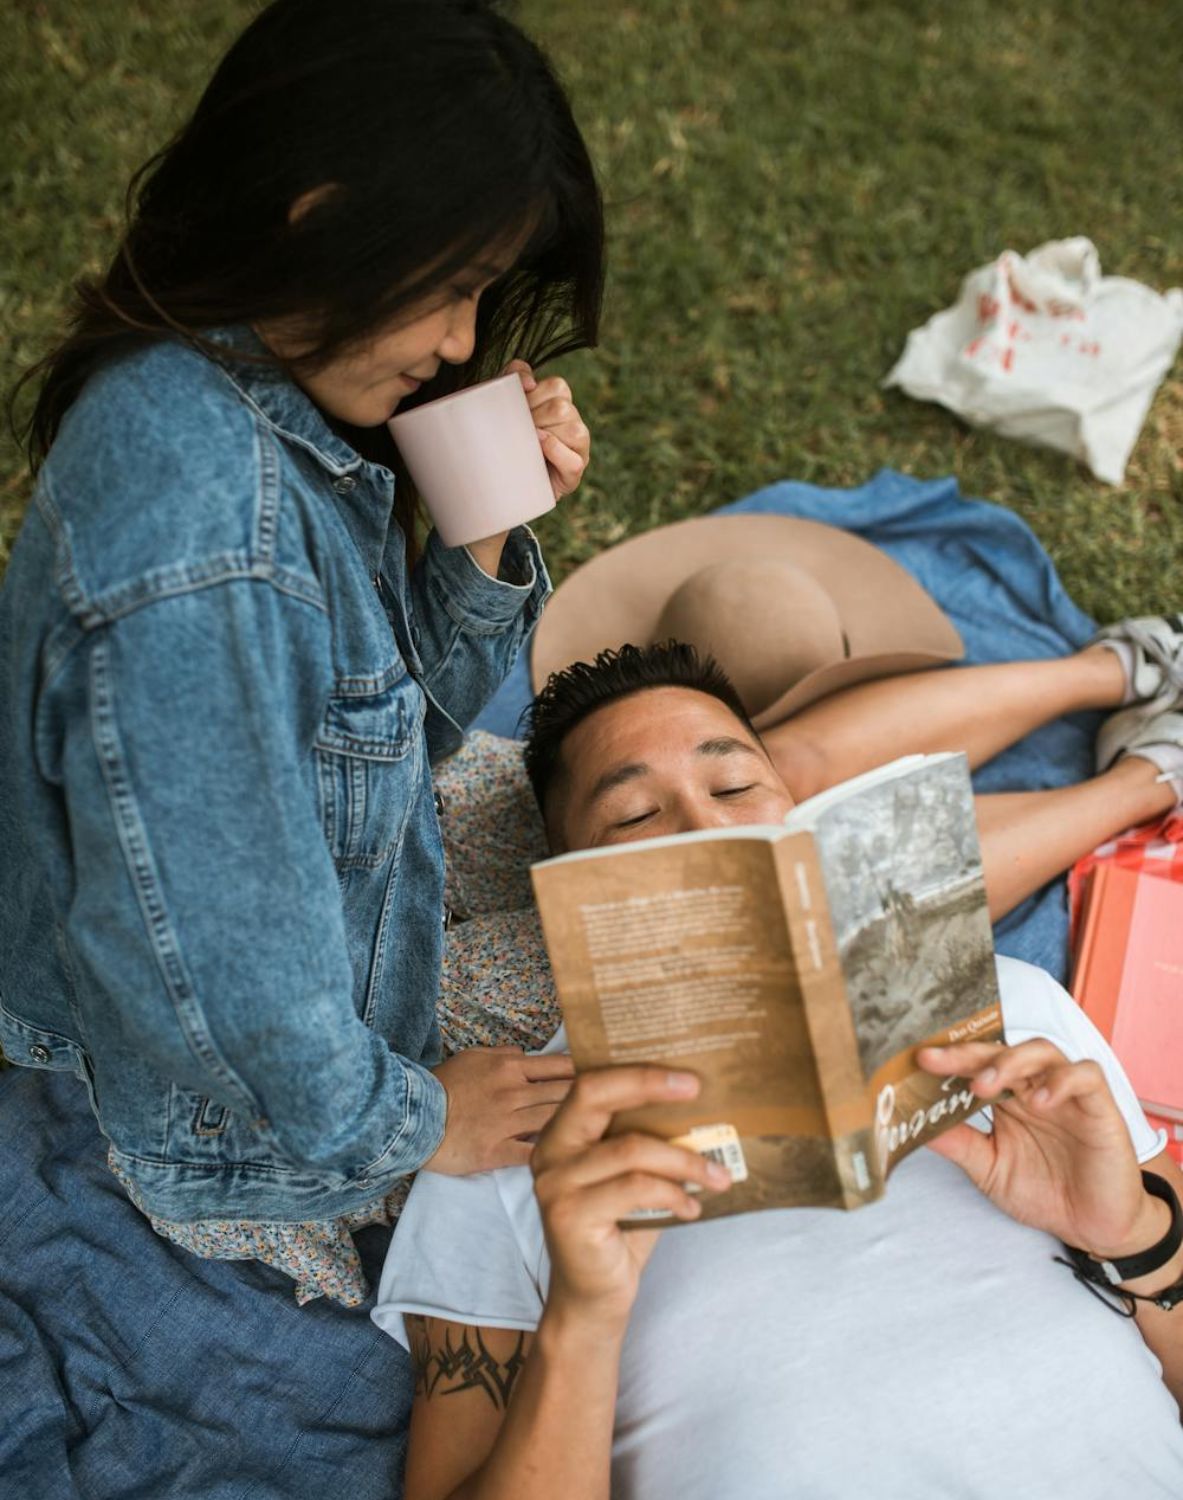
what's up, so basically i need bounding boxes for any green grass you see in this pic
[3,0,1182,619]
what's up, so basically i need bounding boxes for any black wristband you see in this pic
[1086,1171,1183,1285]
[1055,1171,1183,1317]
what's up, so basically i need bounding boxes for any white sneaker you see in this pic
[1096,703,1183,806]
[1091,615,1183,703]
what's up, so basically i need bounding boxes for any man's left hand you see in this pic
[918,1038,1168,1262]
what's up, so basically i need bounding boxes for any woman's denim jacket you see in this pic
[0,329,549,1222]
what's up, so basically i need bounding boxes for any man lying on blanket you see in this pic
[374,643,1183,1500]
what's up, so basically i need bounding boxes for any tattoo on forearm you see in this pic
[407,1316,528,1410]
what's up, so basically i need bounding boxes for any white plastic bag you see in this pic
[884,237,1183,484]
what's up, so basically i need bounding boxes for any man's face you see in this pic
[552,687,796,852]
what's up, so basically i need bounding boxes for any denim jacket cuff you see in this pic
[391,1058,448,1175]
[425,525,551,632]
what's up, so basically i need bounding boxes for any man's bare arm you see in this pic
[400,1067,729,1500]
[402,1312,623,1500]
[407,1317,529,1409]
[1117,1149,1183,1408]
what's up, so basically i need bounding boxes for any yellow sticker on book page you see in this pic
[671,1123,749,1186]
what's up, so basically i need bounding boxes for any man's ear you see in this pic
[542,806,566,857]
[539,777,569,857]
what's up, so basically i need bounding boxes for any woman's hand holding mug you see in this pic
[463,360,589,577]
[502,359,590,500]
[388,360,591,578]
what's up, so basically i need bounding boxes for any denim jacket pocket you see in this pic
[164,1083,268,1163]
[314,666,425,870]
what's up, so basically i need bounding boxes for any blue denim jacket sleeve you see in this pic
[57,577,447,1181]
[408,525,551,760]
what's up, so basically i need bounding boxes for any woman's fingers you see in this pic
[521,1053,576,1083]
[539,429,585,497]
[528,396,590,460]
[511,1082,574,1111]
[500,364,573,414]
[510,1095,574,1134]
[507,1101,570,1137]
[523,375,570,411]
[501,357,538,393]
[499,368,589,495]
[526,394,579,428]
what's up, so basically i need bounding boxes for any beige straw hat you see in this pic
[530,515,964,729]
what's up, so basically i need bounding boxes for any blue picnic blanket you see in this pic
[0,1060,412,1500]
[476,467,1100,982]
[0,469,1098,1500]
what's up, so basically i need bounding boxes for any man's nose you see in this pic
[673,796,734,834]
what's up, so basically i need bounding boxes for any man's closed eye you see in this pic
[614,809,658,830]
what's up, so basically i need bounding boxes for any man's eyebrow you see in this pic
[695,737,762,760]
[587,761,651,805]
[585,738,760,806]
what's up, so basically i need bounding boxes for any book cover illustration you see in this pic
[802,754,1001,1186]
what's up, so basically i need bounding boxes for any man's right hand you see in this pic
[531,1067,733,1329]
[425,1047,575,1175]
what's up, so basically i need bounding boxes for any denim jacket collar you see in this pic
[207,325,398,575]
[207,325,371,479]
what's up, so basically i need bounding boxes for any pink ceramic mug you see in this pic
[387,372,556,548]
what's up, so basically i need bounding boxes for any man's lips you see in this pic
[399,373,423,392]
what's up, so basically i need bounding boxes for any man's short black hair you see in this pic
[522,640,756,815]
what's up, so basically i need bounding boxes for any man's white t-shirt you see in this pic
[373,957,1183,1498]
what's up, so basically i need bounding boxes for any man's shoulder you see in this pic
[375,1030,565,1338]
[996,953,1083,1042]
[373,1162,546,1346]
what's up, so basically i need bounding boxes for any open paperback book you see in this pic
[531,752,1003,1223]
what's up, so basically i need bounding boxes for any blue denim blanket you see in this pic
[0,1060,412,1500]
[477,467,1099,982]
[0,470,1096,1499]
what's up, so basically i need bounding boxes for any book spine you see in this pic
[774,834,882,1208]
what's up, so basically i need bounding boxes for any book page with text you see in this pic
[533,833,851,1218]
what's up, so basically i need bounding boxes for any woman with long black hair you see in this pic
[0,0,602,1307]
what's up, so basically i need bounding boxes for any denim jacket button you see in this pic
[28,1044,52,1064]
[333,474,357,494]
